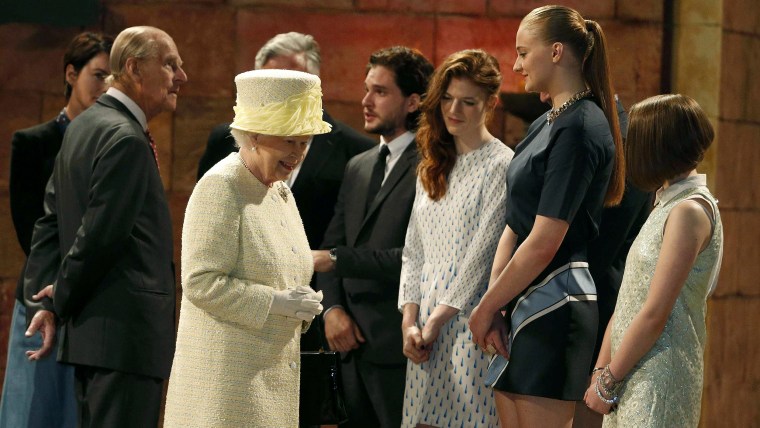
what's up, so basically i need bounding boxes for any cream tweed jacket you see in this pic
[164,153,313,428]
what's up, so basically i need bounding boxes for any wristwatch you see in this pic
[328,248,338,264]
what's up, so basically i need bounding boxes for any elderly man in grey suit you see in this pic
[23,26,187,428]
[313,46,433,428]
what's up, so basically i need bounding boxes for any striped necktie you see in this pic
[145,129,160,171]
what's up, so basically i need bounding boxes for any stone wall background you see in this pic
[702,0,760,426]
[0,1,754,426]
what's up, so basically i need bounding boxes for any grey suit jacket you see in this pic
[24,94,176,379]
[318,141,418,365]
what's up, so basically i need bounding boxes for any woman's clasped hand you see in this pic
[270,286,323,322]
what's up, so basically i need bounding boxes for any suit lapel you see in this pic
[345,151,376,247]
[358,141,417,233]
[291,112,338,191]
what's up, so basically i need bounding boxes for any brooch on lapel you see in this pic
[278,183,289,202]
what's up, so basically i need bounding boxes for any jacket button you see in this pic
[290,361,297,370]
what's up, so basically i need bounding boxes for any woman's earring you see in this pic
[251,145,257,152]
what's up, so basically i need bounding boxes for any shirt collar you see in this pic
[654,173,707,207]
[379,131,415,158]
[106,87,148,131]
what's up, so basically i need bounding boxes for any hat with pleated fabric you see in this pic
[230,69,331,136]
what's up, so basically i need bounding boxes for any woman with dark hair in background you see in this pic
[399,49,513,428]
[1,32,112,428]
[469,5,624,427]
[585,94,722,428]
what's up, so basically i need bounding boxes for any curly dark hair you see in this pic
[367,46,434,131]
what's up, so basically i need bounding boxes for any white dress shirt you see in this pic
[379,131,415,184]
[106,87,148,131]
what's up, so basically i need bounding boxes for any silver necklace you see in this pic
[238,154,289,202]
[546,89,592,124]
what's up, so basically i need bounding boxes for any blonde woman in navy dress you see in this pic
[399,49,514,428]
[469,6,625,427]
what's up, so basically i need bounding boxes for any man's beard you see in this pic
[365,117,397,137]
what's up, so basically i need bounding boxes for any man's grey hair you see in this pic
[108,26,166,85]
[254,32,321,76]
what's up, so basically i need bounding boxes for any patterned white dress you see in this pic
[398,139,513,428]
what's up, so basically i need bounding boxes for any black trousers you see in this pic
[339,353,405,428]
[74,365,163,428]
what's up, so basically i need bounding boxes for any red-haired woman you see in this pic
[399,49,514,428]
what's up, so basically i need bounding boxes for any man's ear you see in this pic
[65,64,78,86]
[125,57,140,81]
[406,93,421,113]
[552,42,564,63]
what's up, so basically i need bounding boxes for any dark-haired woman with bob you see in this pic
[468,5,624,427]
[584,94,723,428]
[398,49,513,428]
[1,31,113,428]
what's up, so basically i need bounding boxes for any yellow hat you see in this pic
[230,69,332,136]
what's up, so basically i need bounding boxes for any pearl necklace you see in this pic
[546,89,592,124]
[238,154,289,202]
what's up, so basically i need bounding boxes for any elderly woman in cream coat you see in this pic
[164,69,331,428]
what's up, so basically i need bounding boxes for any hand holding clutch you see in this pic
[271,286,324,322]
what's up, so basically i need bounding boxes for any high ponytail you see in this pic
[522,6,624,206]
[584,19,624,206]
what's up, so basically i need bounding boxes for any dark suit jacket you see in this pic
[24,94,176,379]
[318,141,418,365]
[197,112,375,251]
[9,119,64,302]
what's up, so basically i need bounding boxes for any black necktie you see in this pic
[366,144,390,210]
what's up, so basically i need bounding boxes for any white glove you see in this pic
[270,286,324,322]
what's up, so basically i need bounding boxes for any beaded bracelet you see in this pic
[591,367,604,375]
[599,365,623,395]
[594,378,619,405]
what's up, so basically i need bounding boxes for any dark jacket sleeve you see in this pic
[10,131,46,256]
[608,185,652,274]
[333,246,403,283]
[23,176,60,322]
[317,159,354,309]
